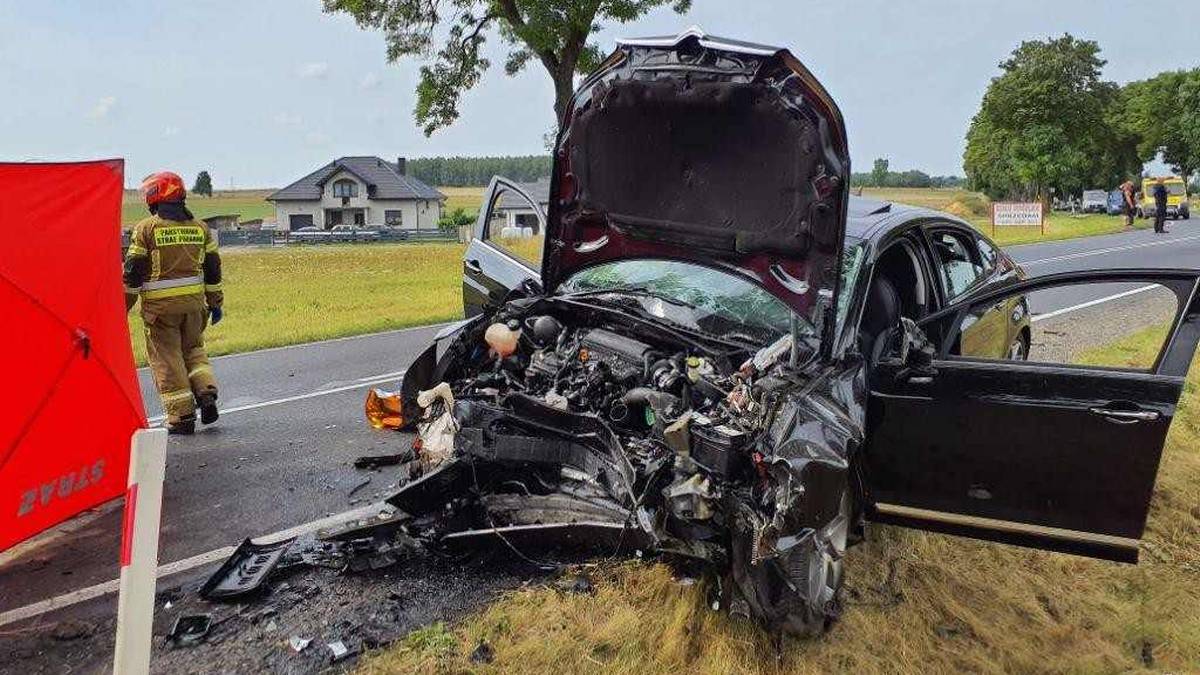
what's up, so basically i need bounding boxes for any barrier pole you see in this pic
[112,428,168,675]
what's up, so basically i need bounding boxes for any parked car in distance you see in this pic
[1080,190,1107,213]
[1106,190,1125,215]
[330,224,381,242]
[291,225,330,243]
[1139,177,1191,220]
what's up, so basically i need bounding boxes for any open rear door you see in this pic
[462,176,544,316]
[864,269,1200,562]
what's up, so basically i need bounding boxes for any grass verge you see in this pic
[128,243,468,365]
[358,327,1200,674]
[122,189,276,226]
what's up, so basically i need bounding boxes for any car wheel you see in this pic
[1008,332,1030,360]
[727,484,852,636]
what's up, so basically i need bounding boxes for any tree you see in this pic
[963,35,1139,200]
[1120,69,1200,182]
[870,158,889,187]
[192,171,213,197]
[325,0,692,136]
[438,206,477,242]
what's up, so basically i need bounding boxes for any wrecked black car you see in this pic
[369,29,1200,635]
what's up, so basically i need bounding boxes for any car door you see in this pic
[462,176,545,316]
[863,269,1200,562]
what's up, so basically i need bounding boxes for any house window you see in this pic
[331,179,358,198]
[384,210,403,227]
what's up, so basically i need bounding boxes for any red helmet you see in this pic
[140,171,186,206]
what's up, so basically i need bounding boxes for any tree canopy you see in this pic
[408,154,551,185]
[1119,68,1200,183]
[192,171,213,197]
[963,34,1140,200]
[324,0,691,136]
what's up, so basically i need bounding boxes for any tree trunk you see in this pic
[552,72,573,125]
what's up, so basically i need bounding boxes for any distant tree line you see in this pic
[407,155,552,186]
[964,34,1200,201]
[850,159,964,189]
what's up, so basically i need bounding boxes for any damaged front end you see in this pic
[381,289,861,635]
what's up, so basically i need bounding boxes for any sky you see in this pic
[1,1,1195,188]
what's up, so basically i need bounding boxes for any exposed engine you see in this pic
[379,296,852,636]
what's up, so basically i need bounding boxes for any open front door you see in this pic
[864,269,1200,562]
[462,176,545,317]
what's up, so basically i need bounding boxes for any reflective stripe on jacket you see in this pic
[123,214,222,308]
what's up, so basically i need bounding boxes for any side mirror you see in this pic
[895,317,937,383]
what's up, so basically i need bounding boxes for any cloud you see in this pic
[297,62,329,79]
[163,125,180,138]
[273,112,303,128]
[359,72,381,90]
[87,96,116,119]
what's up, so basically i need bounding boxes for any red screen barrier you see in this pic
[0,159,145,552]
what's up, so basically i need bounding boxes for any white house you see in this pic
[268,156,444,231]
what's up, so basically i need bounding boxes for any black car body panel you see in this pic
[386,29,1200,636]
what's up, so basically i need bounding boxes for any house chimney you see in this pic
[396,157,406,175]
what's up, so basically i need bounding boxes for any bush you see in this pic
[944,194,990,218]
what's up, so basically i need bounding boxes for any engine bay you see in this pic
[377,294,856,634]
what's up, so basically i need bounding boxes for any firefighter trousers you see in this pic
[144,304,217,424]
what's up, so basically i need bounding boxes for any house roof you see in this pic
[268,156,444,202]
[496,179,551,210]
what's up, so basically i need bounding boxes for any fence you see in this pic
[119,228,458,250]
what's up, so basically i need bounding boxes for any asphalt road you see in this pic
[2,221,1198,629]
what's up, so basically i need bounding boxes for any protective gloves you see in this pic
[210,306,223,325]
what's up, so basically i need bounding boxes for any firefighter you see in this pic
[123,171,223,435]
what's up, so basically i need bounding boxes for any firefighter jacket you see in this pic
[123,214,222,315]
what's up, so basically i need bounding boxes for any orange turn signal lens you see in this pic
[365,388,404,429]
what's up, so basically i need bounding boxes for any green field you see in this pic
[121,189,276,226]
[127,243,469,365]
[359,326,1200,674]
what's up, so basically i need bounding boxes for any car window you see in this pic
[482,184,544,268]
[929,229,986,300]
[976,237,998,273]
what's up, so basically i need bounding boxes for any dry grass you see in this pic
[440,186,486,214]
[358,331,1200,674]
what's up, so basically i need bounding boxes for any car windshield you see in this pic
[559,260,802,343]
[1166,183,1186,196]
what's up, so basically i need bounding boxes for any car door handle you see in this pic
[464,258,483,273]
[1088,407,1160,423]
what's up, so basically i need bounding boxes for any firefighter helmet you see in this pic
[140,171,186,205]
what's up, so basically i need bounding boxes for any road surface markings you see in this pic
[0,503,389,628]
[146,370,405,425]
[136,321,447,374]
[1031,285,1159,323]
[1019,233,1200,267]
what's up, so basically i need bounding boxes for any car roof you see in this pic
[846,196,935,240]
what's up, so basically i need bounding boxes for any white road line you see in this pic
[146,371,405,424]
[1018,233,1200,267]
[0,503,388,628]
[1031,285,1159,324]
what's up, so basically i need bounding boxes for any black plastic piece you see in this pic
[690,423,750,478]
[199,537,296,601]
[168,614,212,646]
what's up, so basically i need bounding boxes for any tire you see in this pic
[1007,331,1030,361]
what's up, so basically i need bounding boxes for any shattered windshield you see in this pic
[559,259,802,344]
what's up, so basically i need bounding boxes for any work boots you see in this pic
[198,393,219,425]
[168,414,196,435]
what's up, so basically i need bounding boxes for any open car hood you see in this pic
[543,28,850,342]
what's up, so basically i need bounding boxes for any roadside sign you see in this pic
[992,202,1045,235]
